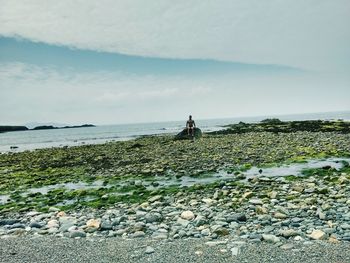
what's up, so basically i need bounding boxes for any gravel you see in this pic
[1,236,350,263]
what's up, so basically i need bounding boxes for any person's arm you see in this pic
[193,121,196,127]
[186,120,189,128]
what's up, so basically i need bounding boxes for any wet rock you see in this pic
[29,222,43,229]
[7,223,26,230]
[148,195,162,203]
[0,219,20,226]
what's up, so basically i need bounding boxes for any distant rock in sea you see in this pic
[33,124,95,130]
[0,124,95,133]
[0,126,28,133]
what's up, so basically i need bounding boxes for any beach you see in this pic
[1,120,350,262]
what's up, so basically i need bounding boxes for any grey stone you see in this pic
[249,199,263,205]
[0,219,20,226]
[177,218,190,228]
[7,223,26,229]
[100,221,113,231]
[193,215,207,227]
[227,213,247,223]
[69,231,86,238]
[145,246,155,254]
[59,223,76,232]
[133,231,146,238]
[145,213,162,223]
[201,228,210,236]
[29,222,43,229]
[262,234,280,243]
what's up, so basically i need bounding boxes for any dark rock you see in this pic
[227,213,247,223]
[7,223,26,229]
[145,213,162,223]
[29,222,43,229]
[0,219,21,226]
[32,124,95,131]
[0,126,28,133]
[174,128,202,140]
[100,221,113,231]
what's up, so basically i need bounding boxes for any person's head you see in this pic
[189,115,192,120]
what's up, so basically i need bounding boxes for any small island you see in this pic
[0,126,28,133]
[32,124,95,130]
[0,124,95,133]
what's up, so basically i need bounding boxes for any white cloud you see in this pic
[1,0,349,71]
[1,62,349,125]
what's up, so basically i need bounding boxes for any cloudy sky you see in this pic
[1,0,349,125]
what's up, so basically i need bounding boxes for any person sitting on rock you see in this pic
[186,115,196,136]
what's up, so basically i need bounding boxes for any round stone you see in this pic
[181,211,195,220]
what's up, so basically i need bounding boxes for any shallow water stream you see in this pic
[1,157,349,205]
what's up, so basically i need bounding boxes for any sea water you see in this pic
[1,111,349,153]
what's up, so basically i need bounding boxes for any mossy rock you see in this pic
[174,128,202,140]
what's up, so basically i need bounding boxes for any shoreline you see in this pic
[1,117,350,153]
[0,120,350,249]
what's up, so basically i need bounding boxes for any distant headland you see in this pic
[0,124,95,133]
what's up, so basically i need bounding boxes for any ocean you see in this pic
[1,111,349,153]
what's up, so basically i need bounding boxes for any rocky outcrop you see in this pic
[33,124,95,130]
[209,120,350,135]
[0,126,28,133]
[174,128,202,140]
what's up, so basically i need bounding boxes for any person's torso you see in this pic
[187,120,194,127]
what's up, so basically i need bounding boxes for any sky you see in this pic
[0,0,349,125]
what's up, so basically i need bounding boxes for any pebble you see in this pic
[180,211,195,220]
[262,234,280,243]
[86,219,100,229]
[145,246,155,254]
[309,230,327,240]
[133,231,146,238]
[29,222,43,229]
[69,230,86,238]
[231,247,240,256]
[0,219,20,226]
[249,199,263,205]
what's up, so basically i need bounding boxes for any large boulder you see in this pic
[174,128,202,140]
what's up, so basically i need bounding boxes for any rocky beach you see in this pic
[1,119,350,262]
